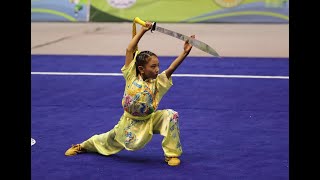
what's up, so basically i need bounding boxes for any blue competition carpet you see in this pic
[31,55,289,180]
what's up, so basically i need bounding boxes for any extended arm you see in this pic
[124,22,152,67]
[165,35,195,78]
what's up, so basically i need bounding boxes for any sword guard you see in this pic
[151,22,156,33]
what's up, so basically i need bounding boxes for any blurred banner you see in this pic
[31,0,90,22]
[89,0,288,23]
[32,0,288,23]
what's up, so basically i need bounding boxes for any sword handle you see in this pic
[134,17,156,32]
[134,17,146,27]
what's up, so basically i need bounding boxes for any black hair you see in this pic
[135,51,157,76]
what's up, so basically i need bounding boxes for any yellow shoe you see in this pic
[65,144,86,156]
[165,157,181,166]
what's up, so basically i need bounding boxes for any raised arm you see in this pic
[165,35,195,78]
[125,22,152,67]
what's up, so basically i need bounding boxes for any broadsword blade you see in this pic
[154,26,220,57]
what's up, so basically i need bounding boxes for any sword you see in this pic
[134,17,220,57]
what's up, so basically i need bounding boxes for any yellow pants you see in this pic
[81,109,182,157]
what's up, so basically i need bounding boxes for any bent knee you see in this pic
[165,109,179,123]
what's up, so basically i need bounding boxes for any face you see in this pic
[139,56,159,79]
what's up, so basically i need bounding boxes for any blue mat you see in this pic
[31,55,288,180]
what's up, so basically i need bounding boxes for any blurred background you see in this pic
[31,0,289,57]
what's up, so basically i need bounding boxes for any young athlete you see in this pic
[65,21,195,166]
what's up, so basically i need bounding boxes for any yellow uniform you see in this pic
[81,52,182,158]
